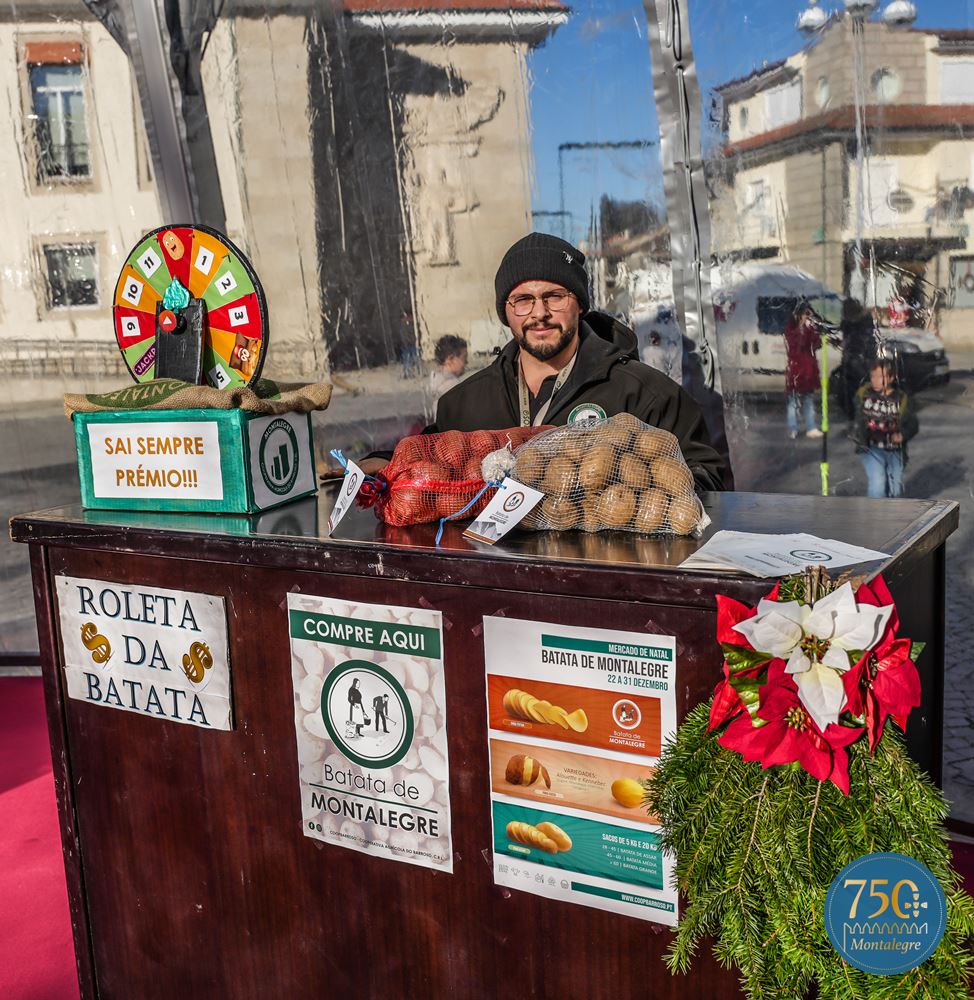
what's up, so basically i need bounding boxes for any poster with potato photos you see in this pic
[288,594,453,872]
[484,615,679,925]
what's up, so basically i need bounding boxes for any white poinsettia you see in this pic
[732,582,893,731]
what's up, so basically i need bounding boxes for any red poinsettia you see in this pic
[719,665,864,794]
[709,594,775,730]
[840,575,920,752]
[708,573,918,795]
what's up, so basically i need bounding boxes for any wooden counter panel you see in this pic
[46,545,738,999]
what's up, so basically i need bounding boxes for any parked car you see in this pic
[710,262,842,395]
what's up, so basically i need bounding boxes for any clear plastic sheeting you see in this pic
[0,0,968,826]
[689,0,974,823]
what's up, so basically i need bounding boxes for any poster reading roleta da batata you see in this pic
[485,615,679,925]
[288,594,453,872]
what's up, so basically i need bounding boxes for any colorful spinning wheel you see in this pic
[112,224,269,389]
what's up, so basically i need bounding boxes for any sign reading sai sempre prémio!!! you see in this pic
[55,575,232,730]
[288,594,453,872]
[86,420,224,500]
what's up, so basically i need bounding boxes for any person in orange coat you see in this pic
[784,301,824,440]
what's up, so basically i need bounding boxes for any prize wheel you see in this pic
[112,224,269,389]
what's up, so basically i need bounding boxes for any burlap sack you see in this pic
[64,378,332,418]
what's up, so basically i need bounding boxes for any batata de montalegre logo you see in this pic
[321,660,414,769]
[258,417,300,495]
[824,852,947,975]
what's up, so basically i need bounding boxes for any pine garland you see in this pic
[647,704,974,999]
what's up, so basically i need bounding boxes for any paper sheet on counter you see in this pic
[679,531,889,578]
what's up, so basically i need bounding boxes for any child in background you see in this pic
[430,335,468,401]
[850,358,918,498]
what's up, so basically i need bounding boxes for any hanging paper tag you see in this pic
[327,460,366,534]
[463,478,543,545]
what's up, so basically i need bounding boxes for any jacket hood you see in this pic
[582,310,639,361]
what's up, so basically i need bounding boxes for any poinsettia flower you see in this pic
[719,668,864,794]
[854,575,900,646]
[716,594,756,646]
[732,582,893,732]
[844,635,920,752]
[709,677,744,730]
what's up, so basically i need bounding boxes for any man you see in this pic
[372,693,390,734]
[360,233,726,491]
[435,232,726,491]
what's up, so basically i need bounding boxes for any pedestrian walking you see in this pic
[784,301,823,440]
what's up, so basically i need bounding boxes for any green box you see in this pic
[74,408,317,514]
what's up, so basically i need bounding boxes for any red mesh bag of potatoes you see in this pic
[510,413,708,536]
[360,427,550,527]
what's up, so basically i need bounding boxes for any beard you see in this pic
[514,318,578,362]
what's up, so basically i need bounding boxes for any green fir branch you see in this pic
[647,704,974,999]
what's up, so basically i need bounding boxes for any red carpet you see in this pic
[0,678,79,1000]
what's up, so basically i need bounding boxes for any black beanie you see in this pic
[494,232,590,325]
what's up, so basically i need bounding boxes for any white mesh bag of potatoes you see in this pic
[511,413,708,536]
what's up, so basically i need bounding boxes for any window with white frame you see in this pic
[28,62,90,181]
[941,59,974,104]
[43,243,98,309]
[764,79,801,130]
[745,179,776,238]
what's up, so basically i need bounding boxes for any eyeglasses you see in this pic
[506,290,575,317]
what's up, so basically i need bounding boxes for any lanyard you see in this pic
[517,352,577,427]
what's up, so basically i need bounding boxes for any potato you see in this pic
[634,428,678,462]
[543,457,579,496]
[578,444,615,491]
[611,778,645,809]
[651,455,694,496]
[668,497,702,535]
[618,453,651,488]
[539,495,581,530]
[632,488,669,534]
[513,447,546,487]
[535,821,573,852]
[579,498,602,533]
[596,484,637,529]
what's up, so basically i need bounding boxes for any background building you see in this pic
[712,16,974,348]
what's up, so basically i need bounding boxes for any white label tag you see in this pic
[121,276,144,306]
[137,248,162,276]
[327,460,366,534]
[194,247,215,275]
[463,478,542,545]
[120,316,141,339]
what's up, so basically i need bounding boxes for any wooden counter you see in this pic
[11,490,957,1000]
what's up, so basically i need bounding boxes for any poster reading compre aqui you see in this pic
[288,594,453,873]
[484,615,678,925]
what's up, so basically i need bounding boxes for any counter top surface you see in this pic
[10,489,958,604]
